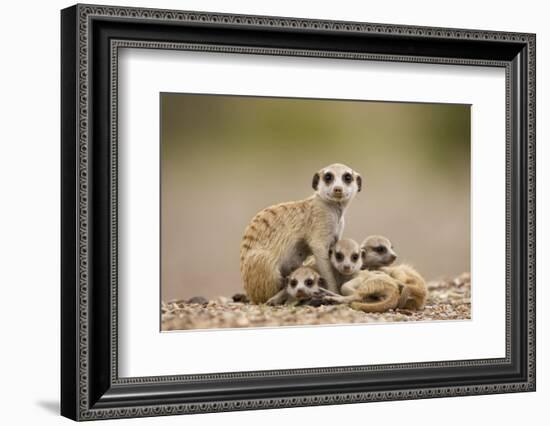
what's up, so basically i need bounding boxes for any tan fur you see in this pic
[349,273,401,313]
[360,235,397,270]
[240,164,362,303]
[381,264,427,310]
[304,238,362,292]
[266,266,338,306]
[327,270,401,312]
[314,235,428,313]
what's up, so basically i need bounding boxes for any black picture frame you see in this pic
[61,4,536,421]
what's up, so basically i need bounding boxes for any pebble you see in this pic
[161,275,471,330]
[187,296,209,305]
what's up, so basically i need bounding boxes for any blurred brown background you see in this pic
[161,94,470,302]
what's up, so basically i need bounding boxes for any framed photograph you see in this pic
[61,4,536,421]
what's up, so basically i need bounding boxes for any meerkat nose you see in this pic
[333,186,343,193]
[390,253,397,261]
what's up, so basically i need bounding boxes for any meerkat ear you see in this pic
[361,248,367,259]
[318,277,327,289]
[312,172,320,190]
[328,248,333,257]
[356,174,363,192]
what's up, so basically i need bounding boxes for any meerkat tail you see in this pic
[350,278,400,313]
[350,292,399,313]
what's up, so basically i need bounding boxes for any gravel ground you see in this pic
[161,272,471,331]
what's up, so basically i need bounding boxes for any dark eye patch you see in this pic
[335,252,344,262]
[323,172,334,184]
[290,279,298,288]
[375,246,387,254]
[304,278,314,287]
[351,253,359,262]
[343,173,353,184]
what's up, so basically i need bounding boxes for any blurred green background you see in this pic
[161,93,470,301]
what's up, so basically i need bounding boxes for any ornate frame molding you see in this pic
[61,4,536,421]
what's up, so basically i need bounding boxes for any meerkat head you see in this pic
[312,163,362,204]
[285,267,325,300]
[329,238,362,276]
[360,235,397,269]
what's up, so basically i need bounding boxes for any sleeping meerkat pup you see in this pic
[325,270,401,312]
[361,235,427,310]
[326,235,427,313]
[381,264,428,310]
[240,163,362,303]
[265,267,339,306]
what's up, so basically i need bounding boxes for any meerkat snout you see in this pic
[360,235,397,270]
[312,163,362,203]
[329,238,362,277]
[285,267,326,301]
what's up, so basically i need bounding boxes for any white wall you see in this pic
[0,0,546,424]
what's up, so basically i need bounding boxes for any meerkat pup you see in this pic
[265,267,340,306]
[360,235,427,310]
[332,235,398,303]
[329,238,363,287]
[360,235,397,270]
[305,238,363,289]
[240,163,362,304]
[327,235,427,313]
[382,264,428,310]
[325,270,401,313]
[347,272,403,313]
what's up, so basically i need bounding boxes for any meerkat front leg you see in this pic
[327,275,363,303]
[397,284,411,309]
[266,288,288,306]
[317,287,342,297]
[310,242,338,293]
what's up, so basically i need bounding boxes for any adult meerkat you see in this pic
[265,266,340,306]
[240,163,362,303]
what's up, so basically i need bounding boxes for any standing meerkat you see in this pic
[265,266,339,306]
[240,163,362,303]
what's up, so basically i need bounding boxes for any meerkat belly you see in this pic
[279,239,311,278]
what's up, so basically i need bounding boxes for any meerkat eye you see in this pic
[304,278,314,287]
[323,172,334,184]
[335,252,344,262]
[351,253,359,262]
[375,246,387,254]
[290,279,298,288]
[361,250,366,259]
[343,173,353,184]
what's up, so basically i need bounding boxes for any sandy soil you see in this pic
[161,273,471,331]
